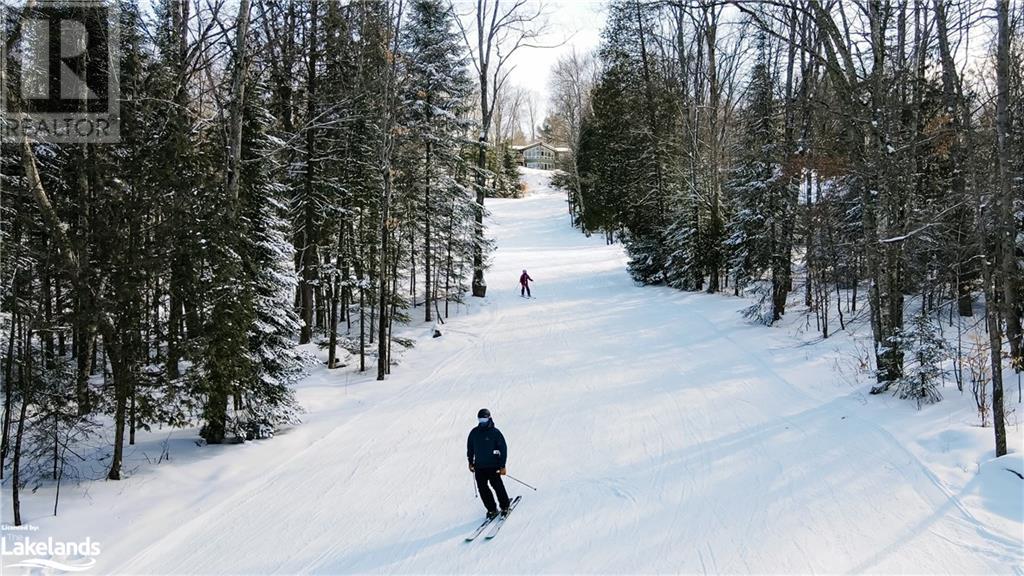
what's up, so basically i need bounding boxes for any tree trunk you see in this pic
[129,378,136,445]
[166,273,181,380]
[704,8,722,294]
[328,224,344,369]
[990,0,1013,456]
[424,141,433,323]
[472,22,489,299]
[225,0,251,204]
[472,127,487,297]
[106,334,132,478]
[42,261,54,367]
[299,0,321,344]
[12,326,32,525]
[11,386,28,526]
[996,0,1022,372]
[934,0,976,321]
[1,312,16,479]
[377,199,391,381]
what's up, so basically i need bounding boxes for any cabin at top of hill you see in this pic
[511,141,570,171]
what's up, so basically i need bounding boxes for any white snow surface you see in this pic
[3,168,1022,574]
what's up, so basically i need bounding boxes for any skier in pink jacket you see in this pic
[519,270,533,297]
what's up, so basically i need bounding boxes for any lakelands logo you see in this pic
[1,535,101,572]
[1,0,120,143]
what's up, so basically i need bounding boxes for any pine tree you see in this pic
[189,0,254,444]
[897,311,948,408]
[578,0,674,282]
[236,86,304,439]
[402,0,474,321]
[725,35,783,322]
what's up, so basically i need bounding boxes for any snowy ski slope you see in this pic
[6,168,1021,574]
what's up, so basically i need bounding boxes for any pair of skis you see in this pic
[465,496,521,542]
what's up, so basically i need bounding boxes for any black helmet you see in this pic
[477,408,491,419]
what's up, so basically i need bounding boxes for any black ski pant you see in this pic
[475,467,511,513]
[521,283,531,297]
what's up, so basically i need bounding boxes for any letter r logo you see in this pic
[2,1,119,142]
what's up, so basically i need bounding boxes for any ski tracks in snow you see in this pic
[103,169,1019,575]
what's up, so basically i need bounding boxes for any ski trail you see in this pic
[97,169,1021,575]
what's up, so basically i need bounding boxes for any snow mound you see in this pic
[978,453,1024,521]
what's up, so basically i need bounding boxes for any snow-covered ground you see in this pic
[2,168,1021,574]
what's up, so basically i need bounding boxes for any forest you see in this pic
[0,0,548,524]
[549,0,1022,459]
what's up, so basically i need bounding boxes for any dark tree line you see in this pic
[560,0,1022,456]
[1,0,489,524]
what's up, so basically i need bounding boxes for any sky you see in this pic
[505,1,605,104]
[452,0,607,122]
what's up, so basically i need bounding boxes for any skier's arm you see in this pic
[467,432,474,466]
[496,430,508,468]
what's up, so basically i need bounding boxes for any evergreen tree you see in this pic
[897,312,948,408]
[577,0,674,282]
[402,0,474,320]
[724,36,783,322]
[235,86,305,439]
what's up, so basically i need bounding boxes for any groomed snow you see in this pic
[3,168,1021,574]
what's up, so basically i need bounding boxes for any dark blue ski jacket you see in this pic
[467,421,507,468]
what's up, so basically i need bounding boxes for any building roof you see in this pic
[512,141,568,152]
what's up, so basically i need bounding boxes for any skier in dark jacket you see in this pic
[467,408,511,519]
[519,270,533,297]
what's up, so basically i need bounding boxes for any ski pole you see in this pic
[505,473,537,491]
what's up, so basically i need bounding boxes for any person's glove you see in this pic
[468,463,475,473]
[499,467,507,475]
